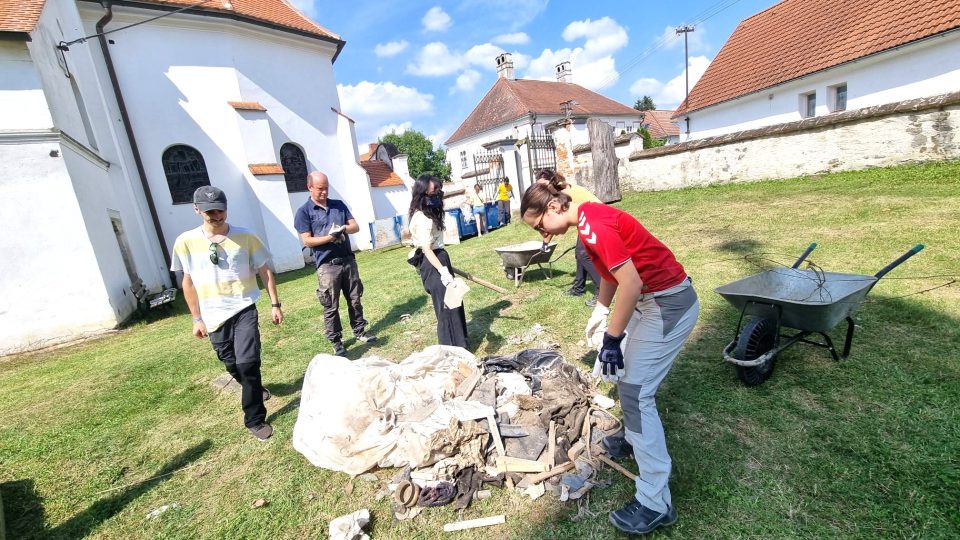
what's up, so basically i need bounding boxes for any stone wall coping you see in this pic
[629,91,960,161]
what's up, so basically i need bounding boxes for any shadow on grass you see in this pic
[467,299,514,352]
[2,440,213,540]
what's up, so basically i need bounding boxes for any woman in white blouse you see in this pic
[406,175,469,348]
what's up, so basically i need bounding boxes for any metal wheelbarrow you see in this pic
[495,241,559,287]
[715,243,924,386]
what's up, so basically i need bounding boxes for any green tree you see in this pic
[638,126,667,149]
[379,130,451,180]
[634,96,656,111]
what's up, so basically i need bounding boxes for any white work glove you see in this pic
[592,330,629,383]
[438,266,454,286]
[585,304,610,350]
[328,224,346,243]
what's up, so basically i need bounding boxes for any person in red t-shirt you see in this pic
[520,183,699,536]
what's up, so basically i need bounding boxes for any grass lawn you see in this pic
[2,161,958,539]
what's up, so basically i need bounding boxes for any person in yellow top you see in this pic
[536,169,601,306]
[496,178,514,225]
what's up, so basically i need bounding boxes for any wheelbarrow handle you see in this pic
[791,243,818,269]
[874,244,925,279]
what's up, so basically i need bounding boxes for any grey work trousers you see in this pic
[617,278,699,513]
[315,258,368,343]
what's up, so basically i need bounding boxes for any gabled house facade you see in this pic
[445,54,642,199]
[675,0,960,141]
[0,0,373,354]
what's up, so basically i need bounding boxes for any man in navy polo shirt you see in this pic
[294,171,377,356]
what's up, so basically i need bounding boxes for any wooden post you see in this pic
[586,118,622,203]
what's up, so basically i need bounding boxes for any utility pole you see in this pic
[676,25,695,102]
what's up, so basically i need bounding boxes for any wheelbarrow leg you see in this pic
[814,317,855,362]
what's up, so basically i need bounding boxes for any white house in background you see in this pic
[445,54,642,198]
[674,0,960,141]
[0,0,375,355]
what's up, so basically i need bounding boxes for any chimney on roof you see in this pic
[556,61,572,83]
[496,53,514,80]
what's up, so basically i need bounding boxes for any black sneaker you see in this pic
[332,341,347,357]
[610,499,677,535]
[564,288,585,297]
[602,434,634,460]
[248,423,273,441]
[355,332,378,344]
[262,388,272,402]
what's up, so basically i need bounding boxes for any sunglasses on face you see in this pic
[533,212,547,232]
[209,242,219,264]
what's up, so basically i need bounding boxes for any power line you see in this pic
[593,0,750,92]
[60,0,213,48]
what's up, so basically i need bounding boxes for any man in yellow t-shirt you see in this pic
[496,178,514,224]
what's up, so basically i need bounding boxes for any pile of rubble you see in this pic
[293,345,628,530]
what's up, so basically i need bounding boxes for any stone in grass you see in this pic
[329,508,370,540]
[211,373,241,395]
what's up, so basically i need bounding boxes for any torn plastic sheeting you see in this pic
[292,345,481,476]
[482,349,567,393]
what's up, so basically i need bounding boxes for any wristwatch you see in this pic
[271,302,282,308]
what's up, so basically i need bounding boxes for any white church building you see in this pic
[0,0,384,354]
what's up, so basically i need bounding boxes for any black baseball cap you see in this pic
[193,186,227,211]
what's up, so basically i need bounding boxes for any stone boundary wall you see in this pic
[618,91,960,191]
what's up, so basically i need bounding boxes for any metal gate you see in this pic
[472,150,504,202]
[526,133,557,182]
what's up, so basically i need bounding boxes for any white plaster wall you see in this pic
[686,31,960,140]
[622,104,960,191]
[77,5,356,263]
[0,41,53,130]
[371,185,412,219]
[0,140,116,355]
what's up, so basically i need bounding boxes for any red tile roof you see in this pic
[641,110,679,139]
[361,160,404,188]
[228,101,267,111]
[0,0,45,33]
[676,0,960,116]
[1,0,342,50]
[249,163,284,175]
[445,77,640,145]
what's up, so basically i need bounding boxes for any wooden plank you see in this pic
[443,515,506,532]
[495,456,549,473]
[487,415,506,458]
[547,420,556,468]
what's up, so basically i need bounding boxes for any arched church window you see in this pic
[280,143,308,193]
[162,145,210,204]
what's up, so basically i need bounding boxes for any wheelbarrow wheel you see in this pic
[734,317,778,386]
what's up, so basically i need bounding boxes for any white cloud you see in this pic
[338,81,434,121]
[629,55,711,109]
[629,77,663,96]
[493,32,530,45]
[464,43,506,70]
[407,42,464,76]
[376,122,413,139]
[453,69,482,93]
[562,17,629,57]
[427,129,448,147]
[374,40,409,58]
[657,25,709,53]
[522,17,628,91]
[422,6,452,32]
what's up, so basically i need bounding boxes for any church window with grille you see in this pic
[281,143,309,193]
[162,145,210,204]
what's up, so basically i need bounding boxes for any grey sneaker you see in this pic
[610,499,677,535]
[355,332,378,344]
[248,423,273,441]
[332,341,347,356]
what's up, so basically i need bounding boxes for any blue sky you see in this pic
[293,0,782,149]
